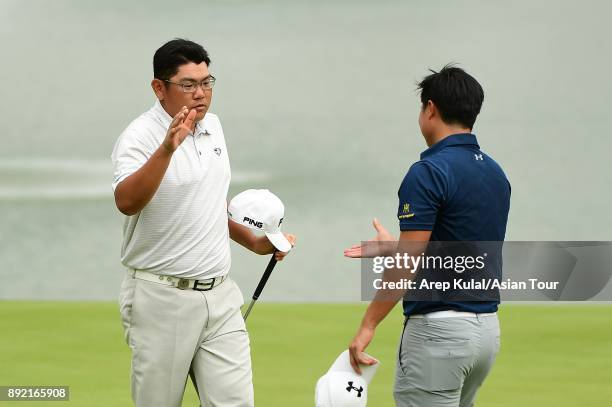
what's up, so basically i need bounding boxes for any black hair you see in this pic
[153,38,211,80]
[417,64,484,129]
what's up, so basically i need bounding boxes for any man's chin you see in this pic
[195,111,207,122]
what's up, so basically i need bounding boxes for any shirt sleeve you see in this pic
[110,129,156,191]
[397,161,446,231]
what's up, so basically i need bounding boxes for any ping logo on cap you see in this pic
[346,381,363,398]
[228,189,293,252]
[243,216,263,229]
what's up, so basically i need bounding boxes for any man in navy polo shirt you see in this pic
[345,65,511,406]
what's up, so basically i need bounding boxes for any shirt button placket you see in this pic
[192,135,202,162]
[196,133,208,172]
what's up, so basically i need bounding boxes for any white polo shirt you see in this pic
[111,100,231,279]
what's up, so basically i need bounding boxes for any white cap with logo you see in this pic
[315,350,379,407]
[228,189,293,252]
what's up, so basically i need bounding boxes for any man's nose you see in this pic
[193,85,206,99]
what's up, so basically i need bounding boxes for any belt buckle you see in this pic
[193,278,215,291]
[177,279,190,290]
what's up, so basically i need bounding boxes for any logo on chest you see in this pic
[213,147,222,156]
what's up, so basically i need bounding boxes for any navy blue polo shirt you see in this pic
[397,133,511,316]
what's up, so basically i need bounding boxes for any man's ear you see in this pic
[151,79,165,101]
[426,100,437,120]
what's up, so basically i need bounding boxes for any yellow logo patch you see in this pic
[398,203,415,219]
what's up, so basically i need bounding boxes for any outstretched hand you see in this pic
[344,218,395,258]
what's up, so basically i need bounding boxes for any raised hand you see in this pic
[162,106,197,153]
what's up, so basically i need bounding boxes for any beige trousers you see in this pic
[119,272,254,407]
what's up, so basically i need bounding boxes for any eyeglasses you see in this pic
[162,76,216,93]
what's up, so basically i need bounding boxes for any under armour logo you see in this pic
[346,381,363,398]
[474,154,483,161]
[214,148,222,156]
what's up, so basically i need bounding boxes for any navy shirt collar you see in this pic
[420,133,480,159]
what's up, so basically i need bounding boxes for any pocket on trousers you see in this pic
[213,279,248,337]
[231,280,247,333]
[231,279,246,307]
[421,339,471,391]
[118,275,137,347]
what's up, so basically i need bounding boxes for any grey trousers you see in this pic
[118,272,254,407]
[394,314,500,407]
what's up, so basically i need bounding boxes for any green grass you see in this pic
[0,302,611,406]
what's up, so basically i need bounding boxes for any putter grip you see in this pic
[252,254,277,301]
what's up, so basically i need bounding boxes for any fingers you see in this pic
[183,109,197,129]
[168,107,188,139]
[349,345,379,375]
[173,109,197,143]
[372,217,384,233]
[274,234,296,261]
[285,233,297,247]
[344,244,363,258]
[344,249,363,258]
[163,107,196,152]
[348,346,362,375]
[170,106,188,129]
[359,354,378,366]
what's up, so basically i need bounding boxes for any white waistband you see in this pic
[410,310,497,319]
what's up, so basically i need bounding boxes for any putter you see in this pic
[243,252,277,321]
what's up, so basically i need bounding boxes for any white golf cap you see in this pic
[228,189,292,252]
[315,350,379,407]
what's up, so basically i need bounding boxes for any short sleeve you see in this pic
[110,129,156,191]
[397,161,446,231]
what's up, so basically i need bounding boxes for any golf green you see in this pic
[1,302,610,406]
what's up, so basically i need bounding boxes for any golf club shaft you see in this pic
[242,299,256,320]
[253,254,277,300]
[243,253,277,320]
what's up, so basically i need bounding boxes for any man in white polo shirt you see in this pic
[111,38,295,407]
